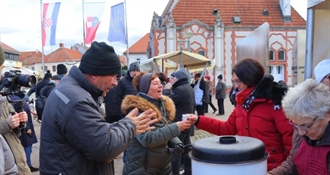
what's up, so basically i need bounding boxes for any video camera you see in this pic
[0,70,36,130]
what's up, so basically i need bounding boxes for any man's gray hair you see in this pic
[282,79,330,120]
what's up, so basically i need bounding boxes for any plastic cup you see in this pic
[182,114,190,121]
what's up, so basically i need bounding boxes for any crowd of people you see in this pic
[0,42,329,175]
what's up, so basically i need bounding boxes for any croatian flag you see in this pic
[42,2,61,46]
[84,2,105,44]
[85,17,100,44]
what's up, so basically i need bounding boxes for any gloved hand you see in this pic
[168,143,185,156]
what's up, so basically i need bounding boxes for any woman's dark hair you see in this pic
[132,72,158,92]
[232,58,265,87]
[156,72,167,85]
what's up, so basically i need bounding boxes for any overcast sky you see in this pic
[0,0,307,55]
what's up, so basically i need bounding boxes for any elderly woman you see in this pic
[121,72,194,175]
[189,58,293,170]
[268,82,330,174]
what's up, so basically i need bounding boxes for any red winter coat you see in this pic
[197,96,293,170]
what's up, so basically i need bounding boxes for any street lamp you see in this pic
[177,40,186,68]
[183,32,195,52]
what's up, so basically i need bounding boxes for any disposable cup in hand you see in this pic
[182,114,190,121]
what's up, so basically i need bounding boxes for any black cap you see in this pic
[79,41,121,75]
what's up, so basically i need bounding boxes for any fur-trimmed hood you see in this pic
[243,74,288,110]
[121,94,176,122]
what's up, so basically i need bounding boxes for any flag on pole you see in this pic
[42,2,61,46]
[84,2,105,44]
[108,2,127,44]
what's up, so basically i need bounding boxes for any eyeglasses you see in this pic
[231,79,241,86]
[288,117,317,131]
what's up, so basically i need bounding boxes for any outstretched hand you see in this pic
[126,108,158,134]
[176,114,196,131]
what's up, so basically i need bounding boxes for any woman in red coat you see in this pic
[190,58,293,171]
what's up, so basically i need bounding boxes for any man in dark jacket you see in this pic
[105,62,140,123]
[39,41,157,175]
[25,70,52,122]
[163,68,195,175]
[39,75,61,108]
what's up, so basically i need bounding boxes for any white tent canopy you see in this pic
[140,50,215,72]
[2,66,39,76]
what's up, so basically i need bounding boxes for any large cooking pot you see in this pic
[191,136,268,175]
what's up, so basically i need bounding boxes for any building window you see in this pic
[278,50,285,61]
[198,50,205,56]
[269,50,274,61]
[32,67,34,71]
[52,65,56,72]
[43,66,48,71]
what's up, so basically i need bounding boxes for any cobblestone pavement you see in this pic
[31,97,234,175]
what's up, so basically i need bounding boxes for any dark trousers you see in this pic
[196,105,205,116]
[171,132,192,175]
[205,95,217,112]
[217,99,225,115]
[36,106,43,121]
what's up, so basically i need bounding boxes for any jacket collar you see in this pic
[69,66,103,99]
[172,78,189,89]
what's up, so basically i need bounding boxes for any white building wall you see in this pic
[128,54,148,65]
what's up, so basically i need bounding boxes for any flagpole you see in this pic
[82,0,86,46]
[40,0,45,76]
[124,0,129,65]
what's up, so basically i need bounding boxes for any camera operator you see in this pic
[24,70,52,123]
[0,45,31,174]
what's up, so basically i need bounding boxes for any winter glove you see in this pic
[168,143,185,156]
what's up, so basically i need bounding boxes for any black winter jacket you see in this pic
[105,72,137,121]
[39,66,136,175]
[163,78,195,132]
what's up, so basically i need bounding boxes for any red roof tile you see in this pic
[166,0,305,27]
[45,47,82,63]
[124,33,149,54]
[19,51,44,65]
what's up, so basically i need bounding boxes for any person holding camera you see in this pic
[0,44,31,174]
[25,70,52,123]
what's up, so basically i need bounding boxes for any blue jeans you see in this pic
[171,132,192,175]
[24,145,32,167]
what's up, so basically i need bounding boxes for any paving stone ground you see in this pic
[31,96,234,175]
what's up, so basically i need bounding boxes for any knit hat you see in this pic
[57,63,67,75]
[129,62,140,72]
[79,41,121,75]
[173,68,189,80]
[217,74,223,80]
[204,75,210,80]
[314,59,330,83]
[139,73,153,94]
[0,44,4,65]
[44,70,52,79]
[52,75,61,81]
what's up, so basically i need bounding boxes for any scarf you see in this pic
[235,87,255,105]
